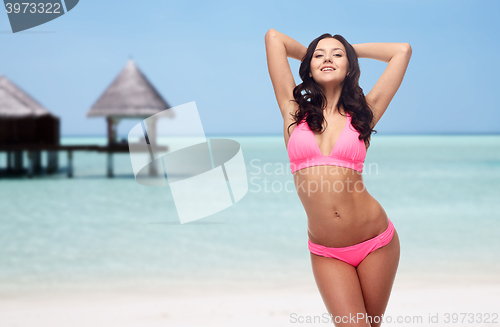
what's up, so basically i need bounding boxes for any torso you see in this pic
[283,103,389,248]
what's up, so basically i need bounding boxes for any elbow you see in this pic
[266,28,277,35]
[401,43,412,56]
[265,28,277,41]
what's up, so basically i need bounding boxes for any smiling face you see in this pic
[309,37,350,87]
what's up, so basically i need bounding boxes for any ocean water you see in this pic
[0,135,499,293]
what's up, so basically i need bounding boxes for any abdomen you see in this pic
[294,167,389,247]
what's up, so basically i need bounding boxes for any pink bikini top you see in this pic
[287,112,366,174]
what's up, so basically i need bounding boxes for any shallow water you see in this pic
[0,134,499,292]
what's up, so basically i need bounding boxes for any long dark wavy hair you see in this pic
[287,33,377,149]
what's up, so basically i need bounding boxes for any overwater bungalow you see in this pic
[87,59,175,176]
[0,75,60,175]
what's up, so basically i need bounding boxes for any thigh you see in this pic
[310,253,371,327]
[356,229,401,327]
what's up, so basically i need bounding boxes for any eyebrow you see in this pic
[314,48,345,53]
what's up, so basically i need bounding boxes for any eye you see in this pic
[315,54,342,58]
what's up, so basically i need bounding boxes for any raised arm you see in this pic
[352,42,412,128]
[265,28,307,117]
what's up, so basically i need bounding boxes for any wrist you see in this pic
[352,44,360,58]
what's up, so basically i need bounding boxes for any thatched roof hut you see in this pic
[87,59,174,145]
[0,75,60,174]
[0,75,59,145]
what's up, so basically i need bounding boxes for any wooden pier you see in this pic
[0,143,167,178]
[1,60,174,179]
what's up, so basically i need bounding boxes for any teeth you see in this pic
[322,68,334,71]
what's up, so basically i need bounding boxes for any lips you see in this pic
[321,66,335,71]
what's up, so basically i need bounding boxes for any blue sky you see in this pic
[1,0,499,136]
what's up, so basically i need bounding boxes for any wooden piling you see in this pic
[107,152,113,178]
[27,151,34,178]
[47,150,58,174]
[67,150,73,178]
[13,150,23,172]
[33,150,41,174]
[6,151,11,172]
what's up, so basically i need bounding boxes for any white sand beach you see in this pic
[1,274,499,327]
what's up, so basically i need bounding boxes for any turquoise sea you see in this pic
[0,135,499,294]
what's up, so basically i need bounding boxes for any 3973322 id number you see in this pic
[5,3,62,14]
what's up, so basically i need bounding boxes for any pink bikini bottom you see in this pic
[308,218,395,267]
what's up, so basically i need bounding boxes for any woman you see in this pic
[265,29,412,327]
